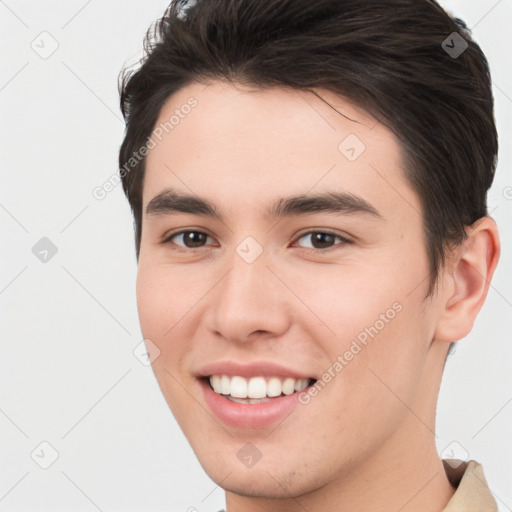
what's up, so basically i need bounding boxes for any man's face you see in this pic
[136,80,447,498]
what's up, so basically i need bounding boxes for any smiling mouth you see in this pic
[202,375,318,404]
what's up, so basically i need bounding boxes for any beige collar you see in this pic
[442,460,497,511]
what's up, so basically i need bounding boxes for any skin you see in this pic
[136,80,500,512]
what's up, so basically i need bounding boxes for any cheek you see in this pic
[136,264,164,338]
[135,263,190,361]
[135,262,212,377]
[288,260,401,341]
[332,289,432,423]
[300,253,431,398]
[136,264,195,412]
[136,262,195,336]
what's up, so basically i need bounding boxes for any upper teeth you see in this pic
[209,375,311,398]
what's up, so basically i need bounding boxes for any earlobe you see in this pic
[434,216,500,343]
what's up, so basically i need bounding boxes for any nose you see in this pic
[204,248,292,344]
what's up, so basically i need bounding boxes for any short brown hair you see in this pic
[118,0,497,296]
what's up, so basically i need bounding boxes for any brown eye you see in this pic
[165,230,212,249]
[295,231,352,251]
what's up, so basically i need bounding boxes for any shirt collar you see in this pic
[442,459,497,511]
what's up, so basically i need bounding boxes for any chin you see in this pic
[199,454,322,500]
[216,475,303,500]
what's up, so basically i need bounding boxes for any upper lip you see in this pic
[196,360,316,380]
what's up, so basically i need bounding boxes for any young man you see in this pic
[118,0,500,510]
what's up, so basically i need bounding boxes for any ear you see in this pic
[434,216,500,343]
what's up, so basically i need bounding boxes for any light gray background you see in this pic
[1,1,511,511]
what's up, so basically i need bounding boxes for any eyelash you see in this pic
[161,229,354,253]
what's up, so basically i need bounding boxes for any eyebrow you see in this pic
[145,188,383,221]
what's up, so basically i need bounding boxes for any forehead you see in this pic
[142,80,419,223]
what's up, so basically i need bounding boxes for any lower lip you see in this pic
[199,378,310,429]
